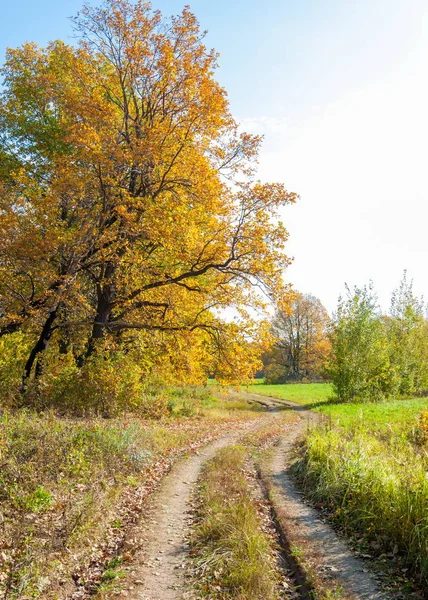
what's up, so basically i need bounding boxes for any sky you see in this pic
[1,0,427,313]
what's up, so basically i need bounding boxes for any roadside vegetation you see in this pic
[0,390,261,599]
[250,378,428,593]
[190,445,286,600]
[292,399,428,589]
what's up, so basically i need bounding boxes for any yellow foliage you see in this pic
[0,0,297,392]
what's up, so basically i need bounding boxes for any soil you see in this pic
[105,394,393,600]
[108,413,279,599]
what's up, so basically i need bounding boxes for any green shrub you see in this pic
[388,273,428,397]
[328,284,393,402]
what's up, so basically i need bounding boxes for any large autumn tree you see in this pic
[0,0,296,387]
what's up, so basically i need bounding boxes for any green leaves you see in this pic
[329,276,428,402]
[329,284,392,402]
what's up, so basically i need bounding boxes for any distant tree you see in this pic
[328,284,392,402]
[387,272,428,396]
[265,292,331,383]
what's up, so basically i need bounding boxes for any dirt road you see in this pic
[106,394,391,600]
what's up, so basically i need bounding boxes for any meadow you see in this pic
[252,382,428,588]
[248,381,333,406]
[250,382,428,425]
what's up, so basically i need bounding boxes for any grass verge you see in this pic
[190,445,285,600]
[0,390,261,599]
[291,400,428,591]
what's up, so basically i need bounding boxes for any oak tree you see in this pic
[0,0,296,388]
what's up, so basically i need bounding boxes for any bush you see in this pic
[388,273,428,397]
[17,349,216,418]
[27,350,145,416]
[22,350,173,417]
[328,284,393,402]
[263,362,287,384]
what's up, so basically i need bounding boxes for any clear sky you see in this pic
[1,0,427,313]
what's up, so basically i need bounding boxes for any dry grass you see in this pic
[0,392,261,599]
[190,446,283,600]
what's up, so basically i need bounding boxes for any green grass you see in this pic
[248,382,428,429]
[247,382,333,406]
[293,397,428,589]
[315,397,428,430]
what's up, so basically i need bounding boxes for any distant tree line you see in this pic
[329,273,428,402]
[265,273,428,402]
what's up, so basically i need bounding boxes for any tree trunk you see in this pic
[21,308,58,391]
[86,276,114,358]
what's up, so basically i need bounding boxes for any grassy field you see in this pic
[315,396,428,430]
[247,382,428,428]
[247,382,333,406]
[249,382,428,587]
[291,395,428,588]
[0,388,261,599]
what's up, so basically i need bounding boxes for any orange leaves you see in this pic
[0,0,298,385]
[269,293,332,380]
